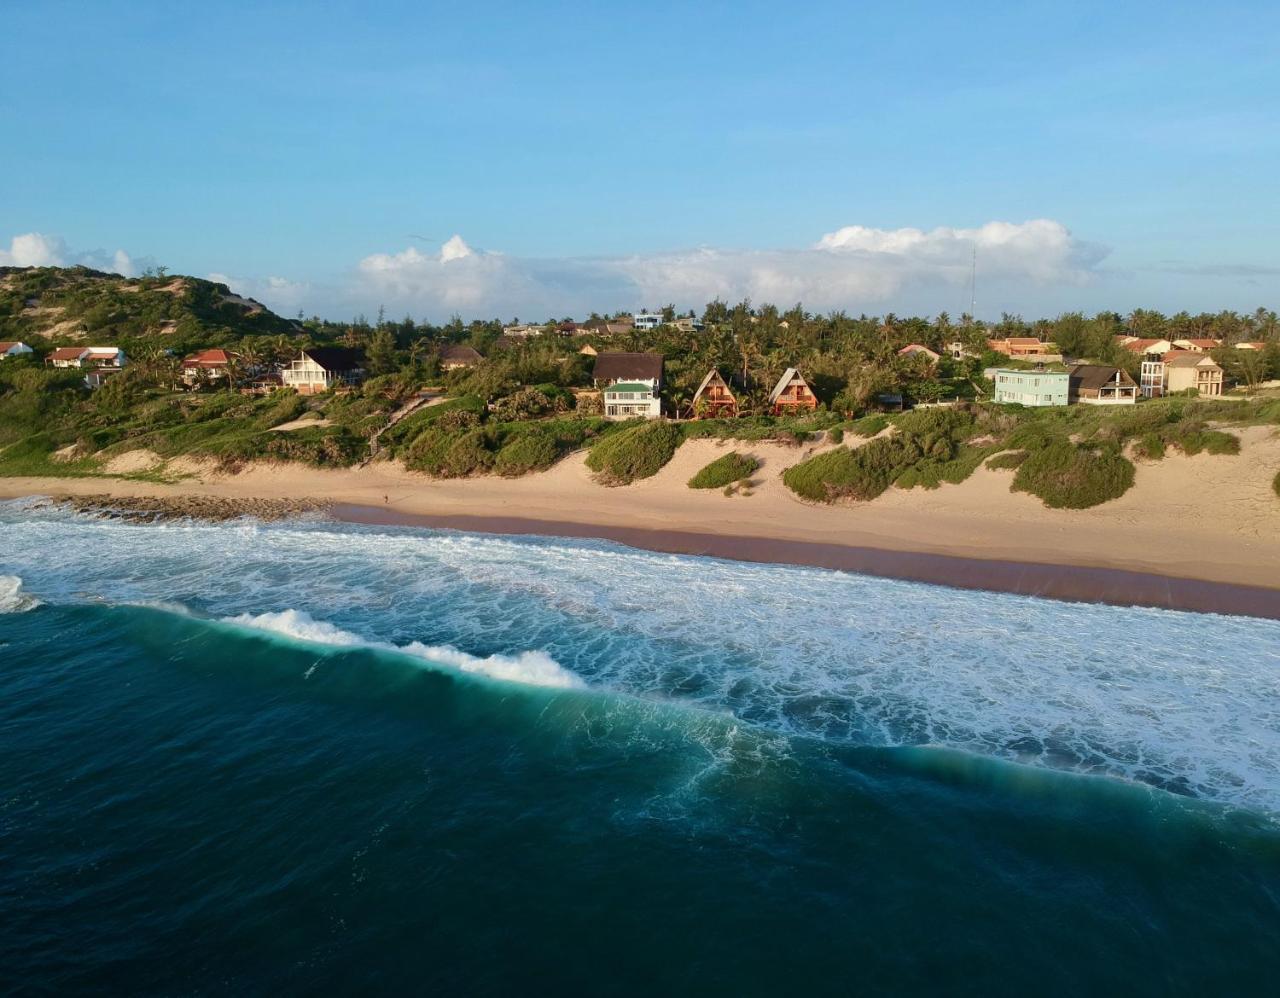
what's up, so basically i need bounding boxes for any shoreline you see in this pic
[331,503,1280,619]
[2,426,1278,620]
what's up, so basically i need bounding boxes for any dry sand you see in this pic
[3,427,1279,594]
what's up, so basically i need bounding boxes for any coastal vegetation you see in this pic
[3,265,1280,507]
[585,421,683,485]
[688,452,759,489]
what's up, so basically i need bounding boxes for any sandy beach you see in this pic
[3,425,1279,613]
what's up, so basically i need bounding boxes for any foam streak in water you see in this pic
[222,608,584,690]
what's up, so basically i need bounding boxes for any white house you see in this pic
[593,352,664,419]
[46,346,126,369]
[632,313,664,332]
[0,341,34,359]
[281,347,363,394]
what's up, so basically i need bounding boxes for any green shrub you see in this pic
[381,395,485,453]
[585,420,682,485]
[827,427,844,444]
[848,414,888,437]
[985,450,1028,470]
[1132,433,1166,461]
[1012,440,1135,509]
[688,451,760,489]
[1174,429,1240,456]
[1274,469,1280,499]
[494,432,559,476]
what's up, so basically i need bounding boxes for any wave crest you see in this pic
[222,609,584,690]
[0,575,42,613]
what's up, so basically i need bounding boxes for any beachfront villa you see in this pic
[439,344,483,371]
[593,352,664,420]
[281,347,364,394]
[768,368,818,416]
[992,369,1069,406]
[986,336,1053,358]
[46,346,127,369]
[501,323,546,339]
[1171,338,1222,353]
[1119,336,1175,357]
[898,344,941,363]
[690,369,738,418]
[671,316,705,333]
[0,341,34,359]
[1066,364,1138,405]
[181,348,238,386]
[1163,352,1224,396]
[1139,350,1225,398]
[633,313,663,331]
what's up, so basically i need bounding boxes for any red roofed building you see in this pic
[897,343,941,363]
[181,348,237,385]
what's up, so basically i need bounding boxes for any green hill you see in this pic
[0,265,300,350]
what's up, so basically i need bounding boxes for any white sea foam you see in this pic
[0,575,41,613]
[222,608,585,690]
[2,501,1278,809]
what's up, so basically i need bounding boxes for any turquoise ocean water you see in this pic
[2,498,1279,994]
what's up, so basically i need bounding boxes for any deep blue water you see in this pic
[2,500,1279,995]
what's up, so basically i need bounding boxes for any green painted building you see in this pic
[992,369,1069,407]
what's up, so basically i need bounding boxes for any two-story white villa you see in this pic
[593,352,664,419]
[632,313,664,332]
[992,369,1069,406]
[281,347,363,394]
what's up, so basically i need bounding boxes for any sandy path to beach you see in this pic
[3,426,1279,590]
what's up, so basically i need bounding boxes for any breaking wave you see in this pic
[0,575,41,613]
[2,501,1278,810]
[222,608,584,690]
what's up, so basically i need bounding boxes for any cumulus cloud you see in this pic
[0,231,150,277]
[350,220,1108,319]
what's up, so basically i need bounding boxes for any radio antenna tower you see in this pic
[969,243,977,320]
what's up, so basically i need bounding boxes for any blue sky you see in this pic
[2,1,1277,321]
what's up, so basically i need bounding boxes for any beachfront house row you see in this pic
[0,341,34,359]
[181,348,238,385]
[281,347,363,394]
[593,352,664,420]
[992,369,1069,406]
[439,344,483,371]
[690,369,738,418]
[1066,364,1138,405]
[46,346,127,369]
[768,368,818,416]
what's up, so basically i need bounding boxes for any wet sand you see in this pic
[333,503,1280,619]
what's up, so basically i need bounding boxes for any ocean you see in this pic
[2,498,1279,994]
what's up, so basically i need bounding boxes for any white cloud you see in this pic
[348,220,1108,319]
[0,231,145,277]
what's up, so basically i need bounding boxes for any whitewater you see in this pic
[2,498,1278,811]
